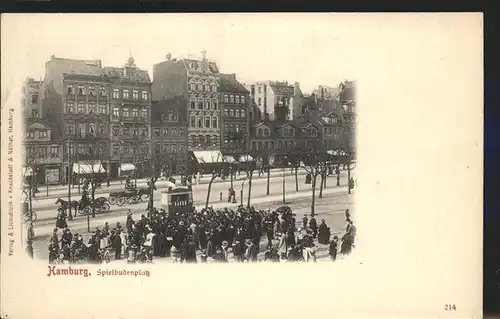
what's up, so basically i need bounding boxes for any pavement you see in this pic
[32,191,354,262]
[29,167,315,200]
[30,169,352,221]
[28,167,356,261]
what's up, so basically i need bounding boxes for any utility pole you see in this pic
[67,139,73,221]
[347,156,351,194]
[282,165,286,204]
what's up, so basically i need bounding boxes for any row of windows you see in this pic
[67,122,107,136]
[323,127,342,136]
[223,108,246,118]
[189,116,218,129]
[25,130,48,139]
[250,85,267,95]
[26,146,60,158]
[190,135,219,148]
[162,113,179,122]
[257,97,267,107]
[153,127,185,137]
[66,103,107,114]
[111,126,149,137]
[190,99,218,110]
[255,127,318,138]
[67,84,107,97]
[112,107,148,119]
[223,94,246,104]
[224,124,244,133]
[112,88,149,100]
[189,83,217,93]
[154,143,185,154]
[251,139,301,152]
[112,144,149,156]
[69,144,108,157]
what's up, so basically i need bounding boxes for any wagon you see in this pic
[108,188,149,206]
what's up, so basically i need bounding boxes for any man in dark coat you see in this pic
[329,236,339,261]
[113,230,122,260]
[309,215,318,239]
[232,239,244,262]
[318,220,331,245]
[87,234,99,263]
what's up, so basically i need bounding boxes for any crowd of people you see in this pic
[48,205,356,264]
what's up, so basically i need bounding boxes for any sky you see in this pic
[1,13,360,97]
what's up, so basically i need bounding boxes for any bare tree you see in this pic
[204,152,225,209]
[239,151,260,208]
[300,147,328,216]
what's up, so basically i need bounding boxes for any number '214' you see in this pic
[445,304,457,311]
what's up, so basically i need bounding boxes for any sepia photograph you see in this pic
[22,46,356,265]
[1,13,482,319]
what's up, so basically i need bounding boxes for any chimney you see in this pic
[50,54,55,59]
[95,59,102,68]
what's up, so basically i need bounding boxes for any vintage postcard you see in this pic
[1,13,483,318]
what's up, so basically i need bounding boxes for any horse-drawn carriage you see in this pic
[56,197,110,215]
[108,186,149,206]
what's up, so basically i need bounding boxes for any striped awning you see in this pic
[73,161,106,174]
[192,150,224,164]
[120,163,136,171]
[238,154,254,163]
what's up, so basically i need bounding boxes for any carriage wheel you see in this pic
[127,196,138,204]
[140,193,149,201]
[108,196,116,205]
[101,203,110,213]
[116,196,125,206]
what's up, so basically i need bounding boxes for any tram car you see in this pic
[160,187,194,214]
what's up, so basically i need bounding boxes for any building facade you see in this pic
[312,85,339,101]
[151,97,188,172]
[219,73,250,155]
[39,55,152,182]
[250,119,321,162]
[244,80,303,121]
[22,78,42,119]
[106,57,152,178]
[152,51,221,153]
[23,119,63,185]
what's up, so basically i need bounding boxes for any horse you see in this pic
[55,197,79,215]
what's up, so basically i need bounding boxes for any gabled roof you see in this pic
[269,82,294,95]
[182,59,219,74]
[219,74,249,94]
[49,57,105,78]
[25,118,53,129]
[103,66,151,83]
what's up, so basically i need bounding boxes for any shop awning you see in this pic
[73,161,106,174]
[120,163,136,171]
[22,167,33,177]
[192,151,224,164]
[238,154,254,163]
[224,155,237,164]
[327,150,346,156]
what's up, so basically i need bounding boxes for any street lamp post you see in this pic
[67,139,73,221]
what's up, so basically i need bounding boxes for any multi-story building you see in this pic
[40,56,111,181]
[219,73,250,155]
[335,80,356,152]
[23,118,63,185]
[151,96,188,172]
[312,85,339,101]
[22,78,42,119]
[106,57,152,178]
[250,118,321,163]
[244,80,303,121]
[152,51,222,165]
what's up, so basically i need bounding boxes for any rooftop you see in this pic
[219,73,249,94]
